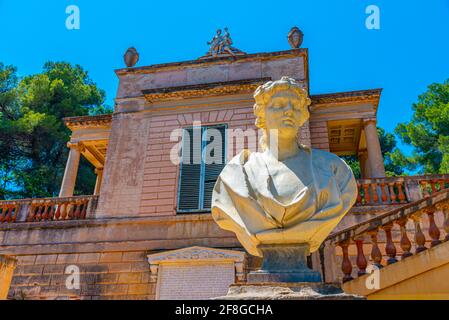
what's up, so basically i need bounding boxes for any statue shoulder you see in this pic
[310,148,349,172]
[217,150,254,193]
[311,148,340,161]
[228,149,253,166]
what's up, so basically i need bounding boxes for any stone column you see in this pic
[0,255,17,300]
[59,142,83,198]
[363,118,386,178]
[94,168,104,196]
[358,150,370,179]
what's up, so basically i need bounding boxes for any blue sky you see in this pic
[1,0,448,149]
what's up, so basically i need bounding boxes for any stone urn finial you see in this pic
[287,27,304,49]
[124,47,139,68]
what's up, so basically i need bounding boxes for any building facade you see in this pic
[1,30,449,300]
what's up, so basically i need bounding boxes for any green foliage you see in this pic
[0,62,111,200]
[395,79,449,174]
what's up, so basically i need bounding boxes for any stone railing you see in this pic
[355,174,449,206]
[0,195,98,224]
[327,188,449,283]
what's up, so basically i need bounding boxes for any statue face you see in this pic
[264,91,306,140]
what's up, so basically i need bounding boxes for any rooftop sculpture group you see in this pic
[200,28,246,59]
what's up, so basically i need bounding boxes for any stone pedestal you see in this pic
[216,283,364,300]
[247,244,321,283]
[217,244,363,300]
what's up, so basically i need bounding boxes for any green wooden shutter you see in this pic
[202,125,226,210]
[177,124,227,212]
[177,127,202,211]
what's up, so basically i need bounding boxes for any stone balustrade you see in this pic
[327,188,449,283]
[1,175,449,225]
[0,195,98,223]
[355,174,449,206]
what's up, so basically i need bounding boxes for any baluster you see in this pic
[48,203,55,220]
[1,206,8,223]
[11,205,19,222]
[396,218,412,259]
[380,182,388,203]
[54,203,61,220]
[363,183,371,204]
[60,203,67,220]
[5,205,12,223]
[67,203,74,220]
[81,200,88,219]
[41,202,49,220]
[35,202,43,221]
[8,205,14,222]
[439,179,446,191]
[371,182,379,204]
[369,229,383,268]
[388,182,397,203]
[420,181,430,198]
[425,208,441,247]
[383,223,398,264]
[396,181,406,203]
[412,213,427,253]
[356,182,362,206]
[74,201,81,219]
[339,240,353,282]
[443,205,449,242]
[430,179,438,193]
[354,237,367,276]
[7,205,13,222]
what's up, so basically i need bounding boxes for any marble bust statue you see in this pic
[211,77,357,282]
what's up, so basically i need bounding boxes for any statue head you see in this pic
[254,77,311,150]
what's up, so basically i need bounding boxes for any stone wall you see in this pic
[310,120,330,151]
[95,113,151,217]
[8,251,155,300]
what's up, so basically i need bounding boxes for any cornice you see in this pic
[142,77,271,103]
[63,114,113,129]
[311,89,382,108]
[115,49,307,76]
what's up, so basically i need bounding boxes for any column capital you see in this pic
[95,167,104,175]
[363,117,377,126]
[67,142,85,152]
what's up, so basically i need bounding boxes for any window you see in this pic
[177,124,227,212]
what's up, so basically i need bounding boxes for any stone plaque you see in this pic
[158,262,235,300]
[147,246,245,300]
